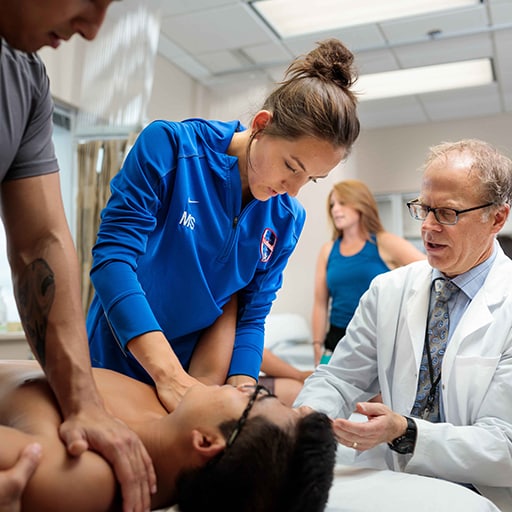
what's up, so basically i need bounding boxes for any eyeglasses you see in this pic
[206,384,276,469]
[406,199,494,225]
[225,384,275,449]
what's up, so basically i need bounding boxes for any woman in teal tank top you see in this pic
[312,180,425,365]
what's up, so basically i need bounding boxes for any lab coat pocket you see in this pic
[449,355,500,422]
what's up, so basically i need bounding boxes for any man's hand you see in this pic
[0,443,42,512]
[59,407,156,512]
[332,402,407,451]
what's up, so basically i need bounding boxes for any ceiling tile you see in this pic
[353,48,399,74]
[203,69,272,91]
[157,33,189,60]
[158,0,239,18]
[421,83,502,122]
[393,33,493,68]
[160,3,273,54]
[194,50,251,74]
[379,5,488,44]
[150,0,509,129]
[493,29,512,93]
[282,24,386,57]
[242,41,294,66]
[492,27,512,115]
[488,0,512,24]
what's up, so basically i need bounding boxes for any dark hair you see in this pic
[255,38,360,154]
[174,412,337,512]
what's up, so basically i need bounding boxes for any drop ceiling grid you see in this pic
[154,0,510,128]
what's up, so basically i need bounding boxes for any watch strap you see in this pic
[388,416,417,454]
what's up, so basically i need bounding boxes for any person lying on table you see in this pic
[0,360,336,512]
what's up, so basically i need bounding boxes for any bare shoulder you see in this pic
[319,240,335,259]
[93,367,165,421]
[23,441,117,512]
[376,231,425,268]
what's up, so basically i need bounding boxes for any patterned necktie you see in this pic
[411,278,457,422]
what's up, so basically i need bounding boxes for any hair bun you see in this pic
[261,36,360,151]
[289,38,357,90]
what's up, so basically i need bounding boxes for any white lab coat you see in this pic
[296,246,512,510]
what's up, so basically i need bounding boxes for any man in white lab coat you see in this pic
[295,139,512,510]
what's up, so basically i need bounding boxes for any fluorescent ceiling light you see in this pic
[252,0,480,38]
[355,58,493,101]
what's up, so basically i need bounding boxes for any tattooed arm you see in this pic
[16,258,55,366]
[0,173,156,512]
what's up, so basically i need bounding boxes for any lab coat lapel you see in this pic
[404,270,432,369]
[392,269,431,413]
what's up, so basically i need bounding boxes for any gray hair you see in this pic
[422,139,512,206]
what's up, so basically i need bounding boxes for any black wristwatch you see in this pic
[388,416,417,454]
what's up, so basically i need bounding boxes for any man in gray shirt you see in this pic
[0,2,156,511]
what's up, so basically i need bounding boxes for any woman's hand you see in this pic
[155,372,205,412]
[128,331,205,412]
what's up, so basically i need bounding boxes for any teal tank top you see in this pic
[326,235,389,328]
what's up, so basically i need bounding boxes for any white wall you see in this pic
[354,113,512,195]
[275,112,512,323]
[147,54,208,123]
[38,38,87,108]
[40,44,512,330]
[41,43,210,125]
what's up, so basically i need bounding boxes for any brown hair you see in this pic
[252,38,360,154]
[327,179,384,240]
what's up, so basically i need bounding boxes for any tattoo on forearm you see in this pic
[16,259,55,366]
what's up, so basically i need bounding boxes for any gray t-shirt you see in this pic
[0,39,58,182]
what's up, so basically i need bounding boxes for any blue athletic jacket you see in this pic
[87,119,306,383]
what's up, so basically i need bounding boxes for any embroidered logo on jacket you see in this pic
[179,211,196,230]
[260,228,277,262]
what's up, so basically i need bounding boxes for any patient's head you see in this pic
[175,385,337,512]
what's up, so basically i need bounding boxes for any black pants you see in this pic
[324,324,346,352]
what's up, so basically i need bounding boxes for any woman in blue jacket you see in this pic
[87,38,361,411]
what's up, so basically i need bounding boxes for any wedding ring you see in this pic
[352,441,358,449]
